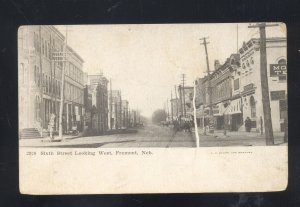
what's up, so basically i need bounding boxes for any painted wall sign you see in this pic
[270,64,287,76]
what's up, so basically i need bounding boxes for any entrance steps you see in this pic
[20,128,49,139]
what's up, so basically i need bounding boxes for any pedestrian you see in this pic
[48,113,56,139]
[260,116,264,135]
[245,117,251,132]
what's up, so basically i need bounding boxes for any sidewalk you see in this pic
[193,127,284,138]
[192,128,287,146]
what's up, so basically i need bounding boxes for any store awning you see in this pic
[212,102,226,116]
[225,98,242,115]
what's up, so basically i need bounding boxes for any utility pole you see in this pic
[109,79,112,130]
[200,37,213,133]
[171,91,174,121]
[181,74,186,118]
[174,85,178,117]
[38,26,44,136]
[248,23,278,145]
[166,99,169,120]
[58,26,68,139]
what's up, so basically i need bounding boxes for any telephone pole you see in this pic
[38,26,44,136]
[248,23,278,145]
[166,99,170,120]
[181,74,186,118]
[200,37,213,134]
[174,85,178,117]
[109,79,112,129]
[58,26,68,139]
[171,91,174,121]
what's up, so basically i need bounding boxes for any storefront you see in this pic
[212,103,224,130]
[225,98,243,131]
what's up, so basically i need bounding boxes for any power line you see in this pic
[200,37,213,134]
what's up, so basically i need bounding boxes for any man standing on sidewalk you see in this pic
[245,117,252,132]
[48,113,56,140]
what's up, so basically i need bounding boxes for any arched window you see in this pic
[34,66,37,83]
[42,73,45,92]
[37,67,40,86]
[45,75,48,93]
[42,38,44,55]
[48,76,51,93]
[250,96,256,118]
[278,58,286,65]
[48,42,50,58]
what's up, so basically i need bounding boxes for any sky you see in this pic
[56,23,286,117]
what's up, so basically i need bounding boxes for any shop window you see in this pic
[279,99,287,119]
[279,75,287,81]
[250,96,256,118]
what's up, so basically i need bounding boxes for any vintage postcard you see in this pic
[18,23,287,194]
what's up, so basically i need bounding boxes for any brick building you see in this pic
[18,26,84,138]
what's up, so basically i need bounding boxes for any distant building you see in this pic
[121,100,129,128]
[109,90,122,129]
[83,74,108,135]
[178,85,194,119]
[170,98,180,119]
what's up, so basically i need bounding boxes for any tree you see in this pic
[151,109,167,124]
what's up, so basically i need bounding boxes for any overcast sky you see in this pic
[56,23,286,117]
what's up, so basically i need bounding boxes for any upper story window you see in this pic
[278,58,287,81]
[234,79,239,90]
[278,59,287,65]
[246,60,250,67]
[242,63,246,69]
[250,57,254,64]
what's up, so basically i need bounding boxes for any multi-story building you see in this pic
[18,26,84,138]
[109,90,122,129]
[236,38,287,132]
[64,46,85,133]
[83,85,93,131]
[85,74,109,134]
[194,37,287,132]
[170,98,180,120]
[121,100,129,128]
[178,86,194,119]
[206,55,240,130]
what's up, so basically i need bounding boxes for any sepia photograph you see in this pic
[18,23,288,194]
[18,23,287,148]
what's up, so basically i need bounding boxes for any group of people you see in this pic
[172,116,194,133]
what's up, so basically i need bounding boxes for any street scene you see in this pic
[18,23,287,148]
